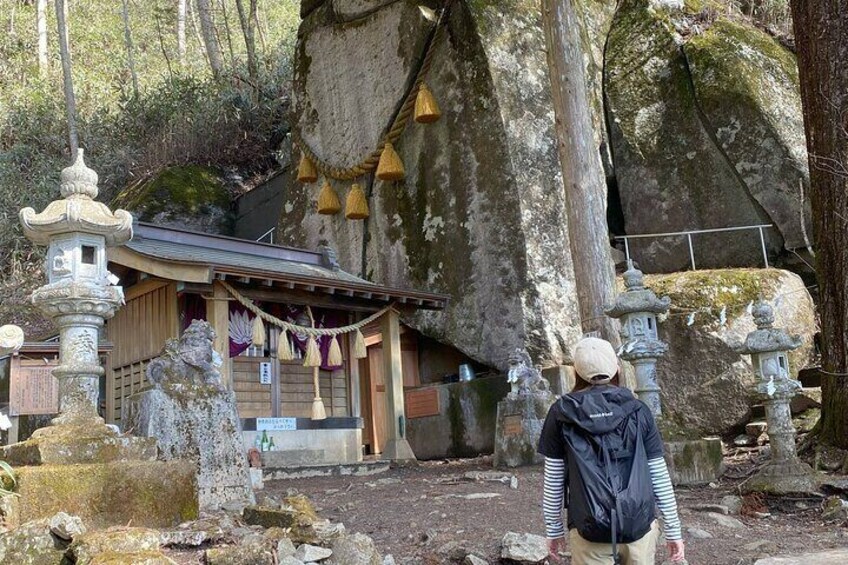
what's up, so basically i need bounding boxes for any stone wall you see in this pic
[407,375,509,459]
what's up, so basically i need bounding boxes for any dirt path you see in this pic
[257,457,847,564]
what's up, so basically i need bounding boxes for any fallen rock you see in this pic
[205,536,275,565]
[382,555,397,565]
[279,558,306,565]
[706,512,746,529]
[500,532,548,563]
[691,504,730,515]
[326,533,382,565]
[313,520,346,542]
[685,527,713,539]
[465,555,489,565]
[437,540,476,561]
[243,502,315,529]
[746,422,768,436]
[744,540,778,554]
[734,434,758,447]
[88,552,177,565]
[48,511,86,541]
[0,517,71,565]
[296,544,333,562]
[276,537,297,559]
[72,527,161,564]
[721,495,744,515]
[158,515,232,547]
[822,496,848,523]
[754,549,848,564]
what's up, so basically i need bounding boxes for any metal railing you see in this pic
[614,224,774,270]
[256,227,275,244]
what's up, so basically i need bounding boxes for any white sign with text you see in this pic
[257,417,297,431]
[259,362,272,385]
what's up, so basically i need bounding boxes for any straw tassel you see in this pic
[376,142,405,181]
[303,335,322,367]
[353,328,367,359]
[297,153,318,183]
[317,179,341,215]
[345,183,370,220]
[327,335,343,367]
[277,328,293,361]
[414,82,441,124]
[251,315,266,348]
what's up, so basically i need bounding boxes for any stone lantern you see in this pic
[605,264,671,416]
[0,151,198,530]
[737,300,816,493]
[19,150,132,427]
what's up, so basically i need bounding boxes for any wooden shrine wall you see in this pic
[106,280,179,423]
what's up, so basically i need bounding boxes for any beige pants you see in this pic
[569,521,660,565]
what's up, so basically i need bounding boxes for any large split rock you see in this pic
[280,0,587,369]
[605,1,807,272]
[124,320,255,511]
[0,516,72,565]
[646,268,816,437]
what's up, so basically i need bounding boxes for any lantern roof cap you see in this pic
[736,300,802,355]
[605,264,671,318]
[19,150,133,246]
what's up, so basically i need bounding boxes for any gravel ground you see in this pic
[162,455,848,564]
[254,456,848,564]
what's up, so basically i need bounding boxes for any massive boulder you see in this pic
[646,268,815,437]
[279,0,589,369]
[605,1,808,272]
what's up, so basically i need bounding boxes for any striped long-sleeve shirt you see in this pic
[543,456,682,541]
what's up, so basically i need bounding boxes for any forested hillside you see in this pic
[0,0,299,335]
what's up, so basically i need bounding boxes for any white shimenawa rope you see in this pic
[219,280,396,337]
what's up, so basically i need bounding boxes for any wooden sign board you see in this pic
[404,387,440,419]
[9,357,60,416]
[502,414,523,437]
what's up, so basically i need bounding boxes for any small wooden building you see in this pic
[105,223,448,463]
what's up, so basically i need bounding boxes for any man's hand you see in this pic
[667,539,686,562]
[547,537,566,563]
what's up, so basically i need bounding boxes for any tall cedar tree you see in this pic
[541,0,620,343]
[791,0,848,448]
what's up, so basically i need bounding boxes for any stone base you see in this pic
[742,459,818,494]
[0,423,157,466]
[0,459,198,529]
[493,393,555,468]
[124,385,255,511]
[381,438,417,462]
[665,438,725,485]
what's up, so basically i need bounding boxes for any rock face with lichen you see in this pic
[278,0,596,370]
[113,165,234,235]
[645,268,815,436]
[605,1,809,272]
[124,321,254,511]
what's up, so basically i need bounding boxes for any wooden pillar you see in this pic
[347,314,362,418]
[380,310,415,461]
[208,281,232,388]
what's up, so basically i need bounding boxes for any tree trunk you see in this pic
[37,0,48,75]
[235,0,257,82]
[121,0,139,98]
[218,0,236,70]
[195,0,224,77]
[55,0,78,158]
[177,0,187,66]
[791,0,848,449]
[541,0,619,343]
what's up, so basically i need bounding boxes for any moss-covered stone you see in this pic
[606,0,783,272]
[71,527,161,564]
[4,460,198,530]
[0,517,71,565]
[112,165,233,234]
[205,539,275,565]
[685,19,808,251]
[665,437,724,485]
[86,551,177,565]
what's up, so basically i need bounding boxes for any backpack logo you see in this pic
[589,411,613,419]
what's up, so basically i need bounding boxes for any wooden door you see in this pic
[367,346,387,454]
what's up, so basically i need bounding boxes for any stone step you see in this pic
[0,427,157,466]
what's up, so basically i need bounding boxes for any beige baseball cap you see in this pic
[573,337,619,384]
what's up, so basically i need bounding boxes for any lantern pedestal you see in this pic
[663,434,725,486]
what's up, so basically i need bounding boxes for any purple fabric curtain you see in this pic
[180,293,207,332]
[267,304,346,370]
[229,301,254,358]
